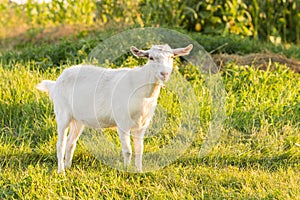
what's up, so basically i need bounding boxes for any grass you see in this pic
[0,44,300,199]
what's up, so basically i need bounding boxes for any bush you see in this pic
[1,0,300,45]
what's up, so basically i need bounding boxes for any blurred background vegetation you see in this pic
[1,0,299,45]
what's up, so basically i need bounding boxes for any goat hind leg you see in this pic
[56,112,71,174]
[65,120,84,169]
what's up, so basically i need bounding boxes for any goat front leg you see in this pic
[132,127,146,172]
[117,127,132,168]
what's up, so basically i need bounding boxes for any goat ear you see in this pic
[173,44,193,57]
[130,46,149,58]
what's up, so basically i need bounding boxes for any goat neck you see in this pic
[135,63,162,99]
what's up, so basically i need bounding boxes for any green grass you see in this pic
[0,50,299,199]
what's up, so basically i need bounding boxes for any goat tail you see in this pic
[36,80,56,93]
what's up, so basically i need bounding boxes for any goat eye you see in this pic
[149,56,154,61]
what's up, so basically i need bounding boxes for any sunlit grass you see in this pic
[0,59,299,198]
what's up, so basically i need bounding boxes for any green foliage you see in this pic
[250,0,300,44]
[1,0,300,45]
[94,0,300,44]
[0,0,96,38]
[183,0,300,43]
[183,0,254,36]
[139,0,185,27]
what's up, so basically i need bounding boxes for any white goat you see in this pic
[37,44,193,173]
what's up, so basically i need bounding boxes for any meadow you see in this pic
[1,0,300,199]
[0,28,300,199]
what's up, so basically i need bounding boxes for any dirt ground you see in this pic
[212,53,300,73]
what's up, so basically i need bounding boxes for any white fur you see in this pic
[37,44,193,173]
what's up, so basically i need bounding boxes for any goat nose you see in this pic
[160,72,168,77]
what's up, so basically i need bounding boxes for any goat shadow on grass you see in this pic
[0,150,107,174]
[174,154,300,172]
[0,151,56,172]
